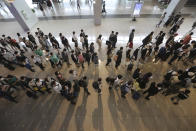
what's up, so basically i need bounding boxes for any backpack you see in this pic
[93,56,98,64]
[78,54,84,63]
[132,91,140,100]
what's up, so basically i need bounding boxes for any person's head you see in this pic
[81,29,84,32]
[2,35,5,38]
[132,29,135,32]
[150,31,154,36]
[48,33,52,36]
[35,32,38,35]
[117,74,123,79]
[83,76,87,80]
[147,72,152,78]
[31,55,34,59]
[63,48,67,52]
[127,80,133,85]
[20,76,25,80]
[162,33,166,37]
[177,70,183,74]
[98,34,102,38]
[135,68,140,72]
[190,32,194,36]
[116,32,118,35]
[111,31,114,34]
[17,33,20,37]
[55,71,59,76]
[91,42,94,45]
[69,70,74,74]
[98,78,102,82]
[71,50,74,53]
[164,12,167,15]
[27,32,30,35]
[184,89,190,95]
[59,33,62,36]
[85,35,88,38]
[127,49,131,53]
[35,78,40,82]
[37,28,40,30]
[120,47,123,50]
[51,81,56,87]
[50,52,53,56]
[73,31,75,35]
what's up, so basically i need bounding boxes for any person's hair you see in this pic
[85,35,88,37]
[59,33,62,36]
[69,70,73,74]
[83,76,87,80]
[190,32,194,35]
[120,47,123,50]
[98,78,102,82]
[112,31,114,33]
[35,32,38,35]
[177,70,183,74]
[31,55,34,58]
[185,89,190,94]
[71,50,74,53]
[127,80,132,85]
[35,78,39,82]
[94,52,97,55]
[17,33,20,36]
[117,75,123,79]
[2,35,5,37]
[132,29,135,32]
[51,81,56,86]
[81,29,83,32]
[63,48,67,51]
[20,76,25,80]
[146,72,152,77]
[55,71,59,76]
[37,28,40,30]
[73,31,75,34]
[116,32,118,35]
[150,31,154,35]
[98,34,102,38]
[27,32,30,34]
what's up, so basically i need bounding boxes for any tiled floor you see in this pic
[0,17,196,131]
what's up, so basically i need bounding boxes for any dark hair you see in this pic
[190,32,194,35]
[117,75,123,79]
[31,55,34,58]
[120,47,123,50]
[98,78,102,82]
[17,33,20,36]
[185,89,190,94]
[127,80,132,85]
[132,29,135,32]
[69,70,73,74]
[83,76,87,80]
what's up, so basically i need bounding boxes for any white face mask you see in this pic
[150,76,153,79]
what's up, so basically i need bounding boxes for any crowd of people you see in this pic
[0,13,196,105]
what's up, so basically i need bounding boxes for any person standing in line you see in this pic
[90,42,95,54]
[46,0,53,8]
[106,47,113,66]
[85,50,91,66]
[79,76,90,95]
[156,12,167,27]
[92,52,99,65]
[31,55,45,71]
[143,82,159,100]
[72,31,78,47]
[61,48,71,66]
[113,32,118,48]
[96,34,102,50]
[142,32,154,47]
[27,32,37,46]
[120,80,132,98]
[109,31,115,46]
[115,47,123,69]
[84,35,89,51]
[127,29,135,49]
[78,52,84,68]
[62,36,72,51]
[77,0,80,10]
[93,78,102,94]
[80,34,85,49]
[102,1,106,14]
[71,50,78,65]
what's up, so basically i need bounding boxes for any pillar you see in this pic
[93,0,102,25]
[4,0,38,31]
[163,0,188,23]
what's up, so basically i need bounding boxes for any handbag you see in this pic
[113,55,118,61]
[129,42,133,48]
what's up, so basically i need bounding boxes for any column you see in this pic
[4,0,38,31]
[93,0,102,25]
[163,0,188,23]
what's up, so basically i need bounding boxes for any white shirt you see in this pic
[53,82,62,93]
